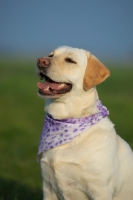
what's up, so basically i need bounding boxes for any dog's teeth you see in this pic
[44,86,49,91]
[58,84,65,89]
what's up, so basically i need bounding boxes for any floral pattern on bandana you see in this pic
[37,100,109,155]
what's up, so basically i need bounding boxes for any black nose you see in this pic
[37,57,50,68]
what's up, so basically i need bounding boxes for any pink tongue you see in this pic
[37,82,62,90]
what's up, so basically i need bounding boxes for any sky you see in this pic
[0,0,133,60]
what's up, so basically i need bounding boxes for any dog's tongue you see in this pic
[37,81,67,95]
[37,82,61,90]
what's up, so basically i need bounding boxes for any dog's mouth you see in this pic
[37,72,72,96]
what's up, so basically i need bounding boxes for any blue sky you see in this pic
[0,0,133,60]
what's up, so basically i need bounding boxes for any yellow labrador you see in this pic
[36,46,133,200]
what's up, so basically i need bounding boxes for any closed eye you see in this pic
[48,54,54,57]
[65,58,77,64]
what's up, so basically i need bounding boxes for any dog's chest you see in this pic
[41,150,84,182]
[40,149,93,198]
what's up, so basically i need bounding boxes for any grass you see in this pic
[0,58,44,199]
[0,58,133,199]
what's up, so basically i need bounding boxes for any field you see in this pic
[0,58,133,199]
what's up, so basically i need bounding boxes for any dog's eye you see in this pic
[48,54,54,57]
[65,58,76,64]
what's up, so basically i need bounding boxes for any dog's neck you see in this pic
[44,87,99,120]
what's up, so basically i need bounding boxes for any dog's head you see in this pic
[37,46,110,98]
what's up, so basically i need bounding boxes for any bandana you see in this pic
[37,100,109,155]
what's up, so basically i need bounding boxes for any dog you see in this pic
[36,46,133,200]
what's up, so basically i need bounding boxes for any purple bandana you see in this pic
[37,100,109,155]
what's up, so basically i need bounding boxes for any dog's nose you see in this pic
[37,58,50,68]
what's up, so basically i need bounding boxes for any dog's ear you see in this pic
[83,54,110,90]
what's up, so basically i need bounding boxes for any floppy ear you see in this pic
[83,54,110,90]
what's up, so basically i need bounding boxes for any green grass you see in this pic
[0,59,44,199]
[0,58,133,199]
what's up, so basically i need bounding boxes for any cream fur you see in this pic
[37,46,133,200]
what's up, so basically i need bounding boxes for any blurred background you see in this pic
[0,0,133,199]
